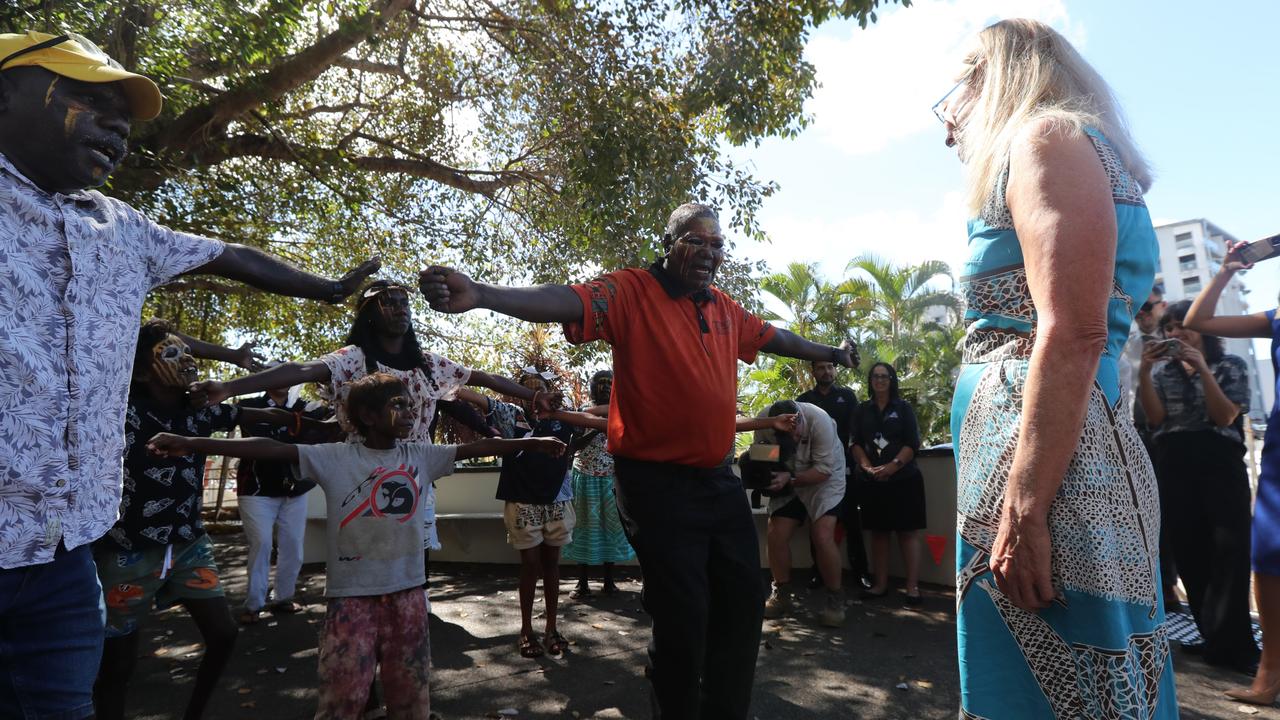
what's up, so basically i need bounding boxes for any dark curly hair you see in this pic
[345,372,407,436]
[133,319,176,383]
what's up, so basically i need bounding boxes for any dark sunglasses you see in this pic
[1139,299,1165,313]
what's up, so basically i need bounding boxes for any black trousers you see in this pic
[1155,431,1257,667]
[841,473,870,577]
[614,457,764,720]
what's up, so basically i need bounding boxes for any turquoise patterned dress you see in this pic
[951,128,1179,719]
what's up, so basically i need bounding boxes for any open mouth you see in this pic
[83,138,124,166]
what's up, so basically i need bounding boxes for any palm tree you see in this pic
[837,254,958,352]
[837,255,960,444]
[743,262,843,415]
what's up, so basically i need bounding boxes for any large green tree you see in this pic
[2,0,909,368]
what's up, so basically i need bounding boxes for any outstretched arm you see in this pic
[1184,240,1271,339]
[236,406,340,440]
[550,409,608,431]
[193,244,380,304]
[761,330,858,369]
[455,436,567,461]
[177,332,266,371]
[190,360,331,406]
[419,266,582,323]
[148,433,299,462]
[467,370,563,416]
[735,414,797,433]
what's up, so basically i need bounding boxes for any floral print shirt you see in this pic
[317,345,471,443]
[573,405,614,478]
[100,398,240,551]
[0,154,224,568]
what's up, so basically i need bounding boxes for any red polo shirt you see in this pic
[563,265,776,468]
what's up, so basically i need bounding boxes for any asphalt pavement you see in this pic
[117,531,1276,719]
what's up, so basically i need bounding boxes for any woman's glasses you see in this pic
[931,80,965,125]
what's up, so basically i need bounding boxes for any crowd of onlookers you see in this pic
[7,17,1280,720]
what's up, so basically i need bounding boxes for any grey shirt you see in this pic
[757,402,846,519]
[298,442,457,597]
[1150,354,1250,445]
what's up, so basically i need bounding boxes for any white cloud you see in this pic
[806,0,1083,156]
[739,191,970,290]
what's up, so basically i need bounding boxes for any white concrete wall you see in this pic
[300,454,961,587]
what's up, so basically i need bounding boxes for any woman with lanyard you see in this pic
[851,362,926,608]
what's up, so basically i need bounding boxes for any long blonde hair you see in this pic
[956,18,1152,215]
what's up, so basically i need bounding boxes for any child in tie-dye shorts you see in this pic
[147,373,567,718]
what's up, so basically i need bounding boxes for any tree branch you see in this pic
[157,0,413,154]
[200,133,539,196]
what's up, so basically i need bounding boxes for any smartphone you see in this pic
[1156,338,1182,358]
[1236,233,1280,265]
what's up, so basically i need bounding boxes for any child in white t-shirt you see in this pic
[149,372,565,719]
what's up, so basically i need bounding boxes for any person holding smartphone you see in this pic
[1138,299,1258,675]
[1183,241,1280,703]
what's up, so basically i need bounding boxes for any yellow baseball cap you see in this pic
[0,31,162,120]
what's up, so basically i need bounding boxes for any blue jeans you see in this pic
[0,544,105,719]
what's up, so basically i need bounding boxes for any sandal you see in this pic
[519,633,545,658]
[545,630,570,656]
[239,610,261,625]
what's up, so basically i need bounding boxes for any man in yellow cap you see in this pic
[0,31,378,719]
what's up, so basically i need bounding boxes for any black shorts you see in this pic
[769,495,840,524]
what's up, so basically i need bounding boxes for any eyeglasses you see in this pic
[932,63,980,126]
[1139,300,1166,313]
[871,373,892,380]
[931,80,964,125]
[675,235,725,253]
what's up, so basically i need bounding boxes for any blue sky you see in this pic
[729,0,1280,318]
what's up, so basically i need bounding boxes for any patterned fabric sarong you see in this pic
[953,128,1178,719]
[561,470,635,564]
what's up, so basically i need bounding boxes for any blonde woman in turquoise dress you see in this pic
[939,19,1178,718]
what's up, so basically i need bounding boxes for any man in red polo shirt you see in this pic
[419,203,856,719]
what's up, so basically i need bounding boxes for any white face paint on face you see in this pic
[151,334,197,388]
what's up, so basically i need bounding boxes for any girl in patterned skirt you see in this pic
[562,370,635,598]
